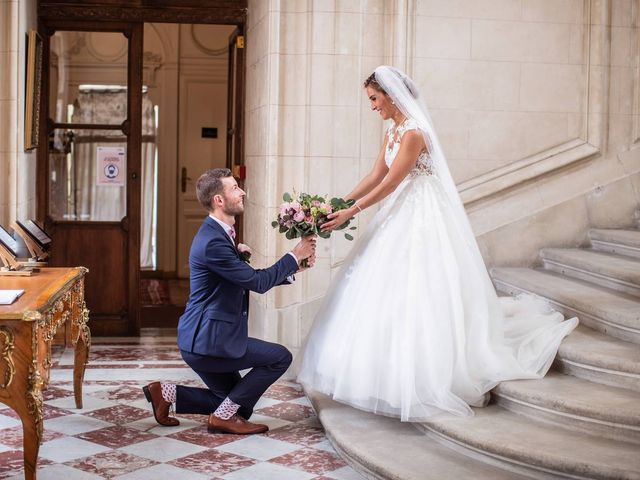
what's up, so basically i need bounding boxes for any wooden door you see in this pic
[38,22,143,336]
[226,26,246,241]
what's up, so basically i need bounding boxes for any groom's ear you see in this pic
[211,194,223,210]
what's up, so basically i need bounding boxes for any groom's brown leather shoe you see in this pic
[142,382,180,426]
[207,413,268,434]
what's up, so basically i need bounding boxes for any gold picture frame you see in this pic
[24,30,43,151]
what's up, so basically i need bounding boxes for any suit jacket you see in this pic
[177,216,299,358]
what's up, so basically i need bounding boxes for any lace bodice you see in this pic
[385,118,435,177]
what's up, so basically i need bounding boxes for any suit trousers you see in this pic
[176,337,293,419]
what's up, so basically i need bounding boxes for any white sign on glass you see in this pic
[96,146,126,186]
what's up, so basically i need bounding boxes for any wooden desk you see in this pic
[0,267,90,480]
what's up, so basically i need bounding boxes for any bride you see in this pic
[296,65,578,421]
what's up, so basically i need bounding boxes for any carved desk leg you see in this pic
[73,303,90,409]
[23,365,44,480]
[0,321,44,480]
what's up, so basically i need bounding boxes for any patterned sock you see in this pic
[160,383,176,404]
[213,397,240,420]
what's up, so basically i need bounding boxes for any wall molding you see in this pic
[459,139,600,205]
[456,0,606,207]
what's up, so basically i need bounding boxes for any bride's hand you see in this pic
[321,208,354,232]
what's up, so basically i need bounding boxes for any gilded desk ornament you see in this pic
[0,327,15,389]
[26,367,44,439]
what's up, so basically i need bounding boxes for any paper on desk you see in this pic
[0,289,25,305]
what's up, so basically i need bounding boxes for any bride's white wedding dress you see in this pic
[297,117,578,421]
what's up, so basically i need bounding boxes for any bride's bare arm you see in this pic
[322,131,425,231]
[344,136,389,201]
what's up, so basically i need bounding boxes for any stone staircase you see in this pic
[308,227,640,479]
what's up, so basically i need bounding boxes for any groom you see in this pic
[143,168,316,434]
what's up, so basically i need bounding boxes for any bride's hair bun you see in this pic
[390,67,419,99]
[402,77,419,99]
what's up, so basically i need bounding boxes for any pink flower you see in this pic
[279,202,291,216]
[290,201,302,212]
[293,211,305,222]
[320,203,332,214]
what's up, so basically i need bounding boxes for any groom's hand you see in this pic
[292,235,316,262]
[296,253,316,272]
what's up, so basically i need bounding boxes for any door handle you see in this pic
[181,167,192,193]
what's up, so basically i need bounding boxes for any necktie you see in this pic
[229,227,236,241]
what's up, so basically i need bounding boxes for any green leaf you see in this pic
[344,233,354,241]
[271,221,279,228]
[283,192,293,202]
[319,231,331,239]
[279,225,288,233]
[350,226,357,230]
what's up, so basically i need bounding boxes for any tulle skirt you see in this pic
[297,174,578,421]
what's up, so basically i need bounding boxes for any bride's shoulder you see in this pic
[398,118,420,137]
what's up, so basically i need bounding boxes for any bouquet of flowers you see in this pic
[272,192,357,266]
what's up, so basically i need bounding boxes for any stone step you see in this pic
[556,325,640,392]
[589,229,640,259]
[539,248,640,297]
[419,405,640,480]
[493,372,640,443]
[305,389,531,480]
[491,267,640,344]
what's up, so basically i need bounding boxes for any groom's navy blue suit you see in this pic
[175,216,299,419]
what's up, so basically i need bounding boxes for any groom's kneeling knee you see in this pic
[274,345,293,371]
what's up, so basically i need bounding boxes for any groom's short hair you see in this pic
[196,168,233,211]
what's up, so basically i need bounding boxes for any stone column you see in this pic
[0,0,37,228]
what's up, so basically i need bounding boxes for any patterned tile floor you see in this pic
[0,336,364,479]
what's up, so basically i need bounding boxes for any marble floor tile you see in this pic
[66,450,158,478]
[265,422,327,447]
[124,416,202,436]
[88,385,147,402]
[0,442,13,453]
[253,396,283,410]
[0,425,64,449]
[44,414,114,436]
[323,465,367,479]
[45,393,118,413]
[290,396,313,407]
[215,435,302,461]
[119,436,208,462]
[309,438,338,453]
[43,385,77,401]
[255,402,316,422]
[247,413,292,431]
[264,384,306,401]
[38,437,111,463]
[0,450,53,477]
[42,404,74,420]
[0,413,21,429]
[113,463,211,480]
[221,461,317,480]
[75,425,157,448]
[5,463,104,480]
[168,449,257,477]
[85,404,152,425]
[270,446,347,475]
[167,426,239,449]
